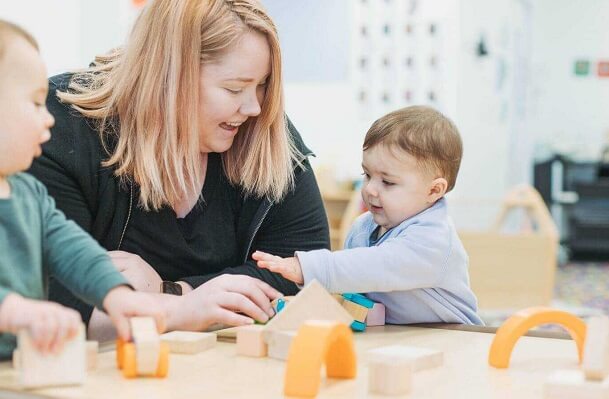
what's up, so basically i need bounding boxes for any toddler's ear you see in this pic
[427,178,448,203]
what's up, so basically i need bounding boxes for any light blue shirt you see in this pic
[296,198,483,325]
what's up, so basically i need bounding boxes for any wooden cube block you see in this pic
[236,325,267,357]
[583,316,609,381]
[129,317,161,376]
[18,323,86,388]
[342,300,369,323]
[266,330,296,361]
[544,370,609,399]
[368,358,413,395]
[86,341,98,371]
[365,303,386,326]
[161,331,216,354]
[367,345,443,371]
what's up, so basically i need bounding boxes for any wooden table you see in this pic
[0,325,581,398]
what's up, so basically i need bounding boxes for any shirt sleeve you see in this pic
[34,179,129,310]
[297,220,452,294]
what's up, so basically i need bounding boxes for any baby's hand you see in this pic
[0,294,82,354]
[252,251,304,285]
[103,286,166,341]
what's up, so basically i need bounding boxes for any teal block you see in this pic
[350,320,366,332]
[342,293,374,309]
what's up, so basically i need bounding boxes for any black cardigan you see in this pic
[28,73,330,323]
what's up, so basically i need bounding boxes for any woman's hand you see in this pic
[165,274,282,331]
[108,251,162,293]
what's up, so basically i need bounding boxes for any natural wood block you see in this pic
[129,317,160,376]
[544,370,609,399]
[236,325,267,357]
[161,331,216,354]
[583,316,609,381]
[86,341,98,371]
[18,323,86,388]
[365,303,386,326]
[265,280,353,333]
[368,359,412,395]
[342,300,369,323]
[266,331,296,361]
[367,345,443,371]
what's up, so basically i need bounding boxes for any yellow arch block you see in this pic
[284,320,357,397]
[489,307,587,368]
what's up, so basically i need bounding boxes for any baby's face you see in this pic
[0,35,54,176]
[361,145,435,233]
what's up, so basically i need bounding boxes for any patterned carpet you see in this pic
[555,262,609,315]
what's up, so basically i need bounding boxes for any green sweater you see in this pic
[0,173,128,358]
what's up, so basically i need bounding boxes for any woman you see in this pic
[29,0,329,339]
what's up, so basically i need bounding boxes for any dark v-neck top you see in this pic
[120,152,242,281]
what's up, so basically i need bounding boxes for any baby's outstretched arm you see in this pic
[252,251,304,285]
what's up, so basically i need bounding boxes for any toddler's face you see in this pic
[361,145,435,233]
[0,36,54,176]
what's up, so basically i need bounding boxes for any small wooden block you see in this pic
[161,331,216,354]
[367,345,443,371]
[130,317,160,376]
[86,341,98,371]
[331,294,344,306]
[342,301,369,323]
[266,330,296,361]
[264,280,353,332]
[365,303,386,326]
[583,316,609,381]
[236,325,267,357]
[544,370,609,399]
[368,359,412,395]
[18,323,86,388]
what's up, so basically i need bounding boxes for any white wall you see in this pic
[0,0,134,76]
[527,0,609,162]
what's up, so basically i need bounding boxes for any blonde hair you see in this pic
[0,19,39,60]
[363,106,463,193]
[57,0,298,210]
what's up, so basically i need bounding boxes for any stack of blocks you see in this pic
[342,293,375,331]
[544,315,609,398]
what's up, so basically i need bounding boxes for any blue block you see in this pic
[350,320,366,332]
[342,293,374,309]
[276,298,286,313]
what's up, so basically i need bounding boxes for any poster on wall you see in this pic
[598,61,609,77]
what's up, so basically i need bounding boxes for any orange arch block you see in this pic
[284,320,357,397]
[489,306,587,368]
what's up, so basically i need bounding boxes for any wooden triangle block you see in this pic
[264,280,353,333]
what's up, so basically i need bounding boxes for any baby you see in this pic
[0,19,165,359]
[254,106,482,325]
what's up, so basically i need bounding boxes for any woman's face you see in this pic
[198,31,271,153]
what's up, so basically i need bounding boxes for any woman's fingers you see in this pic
[217,291,268,323]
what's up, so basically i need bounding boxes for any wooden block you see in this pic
[331,294,344,306]
[584,316,609,381]
[86,341,98,371]
[266,330,296,361]
[367,345,443,371]
[544,370,609,399]
[236,325,267,357]
[18,323,86,388]
[365,303,386,326]
[129,317,160,376]
[342,300,369,323]
[265,280,353,333]
[368,358,413,395]
[161,331,216,354]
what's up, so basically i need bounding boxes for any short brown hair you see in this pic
[0,19,38,61]
[363,105,463,192]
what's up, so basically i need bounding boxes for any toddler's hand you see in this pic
[103,286,165,341]
[252,251,304,285]
[0,294,82,354]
